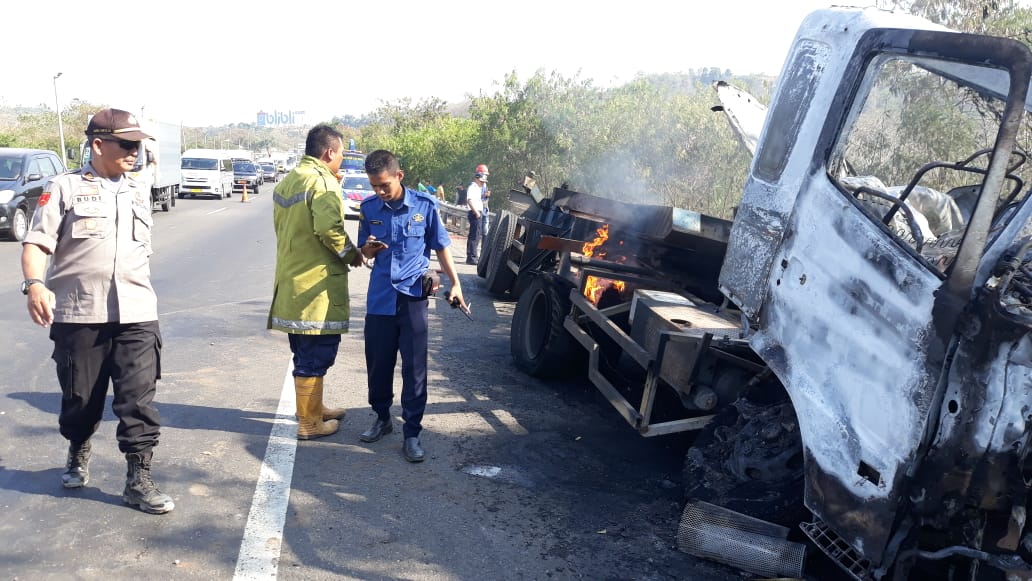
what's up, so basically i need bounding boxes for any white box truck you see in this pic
[134,120,181,212]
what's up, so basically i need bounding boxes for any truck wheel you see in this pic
[161,193,171,212]
[8,207,28,241]
[511,273,584,378]
[478,210,508,278]
[683,396,806,527]
[486,213,518,296]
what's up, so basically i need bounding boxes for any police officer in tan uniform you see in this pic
[20,108,174,514]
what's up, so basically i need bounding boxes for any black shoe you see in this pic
[62,440,91,488]
[403,437,425,463]
[359,418,393,443]
[465,258,478,264]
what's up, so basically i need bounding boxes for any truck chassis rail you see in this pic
[563,289,715,436]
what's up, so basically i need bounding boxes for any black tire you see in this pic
[682,396,806,527]
[160,192,171,212]
[477,227,496,278]
[478,210,509,278]
[8,207,28,241]
[511,273,584,378]
[485,213,518,296]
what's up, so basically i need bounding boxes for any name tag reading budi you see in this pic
[73,187,103,205]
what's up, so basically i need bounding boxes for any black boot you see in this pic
[62,440,91,488]
[359,418,393,443]
[123,450,175,514]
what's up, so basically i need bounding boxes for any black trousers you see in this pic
[467,211,482,261]
[50,321,162,454]
[364,295,428,439]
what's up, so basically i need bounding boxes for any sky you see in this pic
[4,1,867,127]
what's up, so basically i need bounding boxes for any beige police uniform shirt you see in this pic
[23,162,158,324]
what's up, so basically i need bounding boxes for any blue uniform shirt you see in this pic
[359,187,451,315]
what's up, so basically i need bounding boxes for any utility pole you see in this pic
[53,73,67,169]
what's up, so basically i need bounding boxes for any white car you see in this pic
[341,173,373,218]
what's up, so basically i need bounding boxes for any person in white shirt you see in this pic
[465,165,489,264]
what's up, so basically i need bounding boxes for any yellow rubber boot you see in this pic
[320,376,346,421]
[322,404,346,421]
[295,376,339,440]
[292,379,345,420]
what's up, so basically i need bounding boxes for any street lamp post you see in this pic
[53,73,67,169]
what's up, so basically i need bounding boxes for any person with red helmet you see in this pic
[476,165,492,236]
[465,164,490,264]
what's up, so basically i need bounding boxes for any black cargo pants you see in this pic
[50,321,162,454]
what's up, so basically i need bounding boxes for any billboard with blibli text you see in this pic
[257,110,306,127]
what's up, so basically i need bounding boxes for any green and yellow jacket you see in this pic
[267,156,359,334]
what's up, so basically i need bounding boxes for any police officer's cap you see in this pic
[85,108,153,141]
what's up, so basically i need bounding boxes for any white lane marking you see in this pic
[207,207,229,215]
[160,297,271,317]
[233,363,296,580]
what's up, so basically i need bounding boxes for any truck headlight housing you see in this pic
[0,190,15,204]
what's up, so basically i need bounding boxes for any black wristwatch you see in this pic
[21,278,45,295]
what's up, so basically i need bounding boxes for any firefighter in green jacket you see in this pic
[268,124,362,439]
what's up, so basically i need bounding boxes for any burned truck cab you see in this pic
[720,6,1032,578]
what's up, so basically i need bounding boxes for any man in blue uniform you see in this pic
[357,150,466,462]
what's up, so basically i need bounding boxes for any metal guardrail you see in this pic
[437,201,469,235]
[437,201,494,237]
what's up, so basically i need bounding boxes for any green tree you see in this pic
[360,97,477,190]
[467,69,598,201]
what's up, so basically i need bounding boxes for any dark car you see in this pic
[259,162,278,183]
[0,148,65,241]
[232,161,261,193]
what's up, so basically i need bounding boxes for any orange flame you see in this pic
[583,224,610,258]
[584,275,626,304]
[581,224,626,304]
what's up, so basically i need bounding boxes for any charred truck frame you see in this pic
[480,7,1032,581]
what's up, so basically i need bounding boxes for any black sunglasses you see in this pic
[100,137,141,152]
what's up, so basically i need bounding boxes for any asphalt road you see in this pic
[0,184,733,580]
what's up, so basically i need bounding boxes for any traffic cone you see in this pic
[241,183,250,203]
